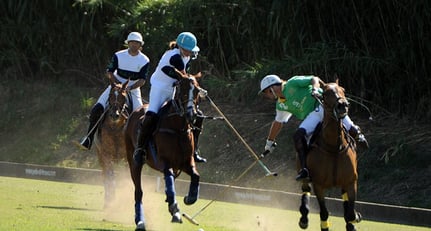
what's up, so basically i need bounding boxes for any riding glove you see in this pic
[265,139,277,153]
[198,88,208,98]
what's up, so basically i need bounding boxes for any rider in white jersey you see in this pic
[133,32,207,164]
[78,32,150,150]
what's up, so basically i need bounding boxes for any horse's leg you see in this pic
[164,167,182,223]
[103,163,116,208]
[342,184,361,231]
[98,149,115,209]
[314,185,330,231]
[183,165,200,205]
[130,160,146,230]
[298,182,311,229]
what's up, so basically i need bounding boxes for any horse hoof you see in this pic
[298,217,308,229]
[171,212,183,223]
[346,223,356,231]
[184,195,198,205]
[135,221,146,231]
[355,212,362,223]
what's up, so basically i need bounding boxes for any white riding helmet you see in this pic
[125,32,144,45]
[258,75,282,94]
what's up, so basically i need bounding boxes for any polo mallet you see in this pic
[182,159,260,225]
[205,95,278,177]
[201,115,224,120]
[73,108,108,149]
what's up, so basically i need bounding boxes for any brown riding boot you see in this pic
[79,103,104,150]
[133,111,158,165]
[293,128,310,181]
[349,125,369,150]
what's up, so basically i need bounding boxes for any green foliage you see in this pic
[2,0,430,119]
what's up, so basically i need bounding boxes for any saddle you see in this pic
[308,122,356,153]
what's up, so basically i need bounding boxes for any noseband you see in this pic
[316,83,354,152]
[108,87,129,120]
[172,77,198,123]
[321,85,349,121]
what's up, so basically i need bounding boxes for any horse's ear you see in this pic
[335,78,339,85]
[192,72,202,79]
[123,79,130,90]
[319,79,326,86]
[110,82,116,88]
[174,68,187,79]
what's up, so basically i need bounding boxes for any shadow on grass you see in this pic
[36,205,100,211]
[75,229,125,231]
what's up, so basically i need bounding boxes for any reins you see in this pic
[160,78,197,135]
[312,91,355,155]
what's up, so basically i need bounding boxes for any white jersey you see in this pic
[150,48,190,88]
[98,49,150,111]
[148,48,191,113]
[110,49,150,81]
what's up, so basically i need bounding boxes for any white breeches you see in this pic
[300,105,354,137]
[147,85,175,113]
[96,83,143,111]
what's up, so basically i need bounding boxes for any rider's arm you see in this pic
[310,76,321,90]
[267,121,283,141]
[106,54,120,84]
[161,54,185,79]
[106,71,119,84]
[267,110,292,141]
[128,63,150,90]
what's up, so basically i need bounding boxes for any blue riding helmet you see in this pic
[176,32,199,52]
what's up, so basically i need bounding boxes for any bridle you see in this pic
[313,84,354,153]
[107,86,129,121]
[315,84,350,121]
[173,77,197,114]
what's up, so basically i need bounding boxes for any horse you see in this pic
[298,80,362,231]
[94,80,130,208]
[124,72,202,231]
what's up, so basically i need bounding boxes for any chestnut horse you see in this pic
[298,81,362,231]
[94,81,130,208]
[124,73,201,231]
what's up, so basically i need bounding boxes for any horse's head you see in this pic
[107,80,129,122]
[320,80,349,120]
[174,70,202,122]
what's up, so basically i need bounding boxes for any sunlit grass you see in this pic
[0,176,428,231]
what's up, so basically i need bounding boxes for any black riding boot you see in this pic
[133,111,158,166]
[294,128,310,181]
[79,103,104,150]
[192,113,207,163]
[349,125,369,150]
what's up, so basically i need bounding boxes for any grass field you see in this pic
[0,176,428,231]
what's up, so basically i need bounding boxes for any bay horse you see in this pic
[298,80,362,231]
[94,80,130,208]
[124,72,201,231]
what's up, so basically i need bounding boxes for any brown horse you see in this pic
[298,80,362,231]
[94,81,130,208]
[124,73,201,231]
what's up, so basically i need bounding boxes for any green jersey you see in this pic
[275,76,319,120]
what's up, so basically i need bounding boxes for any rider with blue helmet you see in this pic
[133,32,207,164]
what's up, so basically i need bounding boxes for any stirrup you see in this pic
[75,137,92,150]
[194,150,207,163]
[357,134,369,149]
[295,168,310,181]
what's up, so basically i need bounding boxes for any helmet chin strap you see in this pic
[270,87,278,100]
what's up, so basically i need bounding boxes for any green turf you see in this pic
[0,176,428,231]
